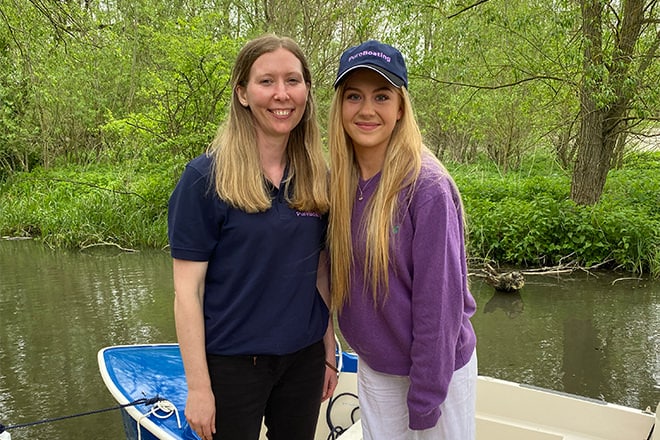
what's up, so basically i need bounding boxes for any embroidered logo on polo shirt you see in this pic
[296,211,321,218]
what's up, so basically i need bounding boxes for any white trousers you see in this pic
[357,350,477,440]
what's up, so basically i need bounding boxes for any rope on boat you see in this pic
[324,392,360,440]
[136,399,182,440]
[323,335,361,439]
[0,395,165,437]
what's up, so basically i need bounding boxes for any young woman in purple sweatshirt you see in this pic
[327,40,478,439]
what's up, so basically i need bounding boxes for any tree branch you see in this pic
[421,74,568,90]
[79,242,137,253]
[447,0,492,19]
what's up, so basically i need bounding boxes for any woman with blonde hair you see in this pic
[168,34,337,440]
[327,40,477,439]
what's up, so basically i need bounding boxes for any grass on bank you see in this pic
[0,161,176,250]
[0,151,659,277]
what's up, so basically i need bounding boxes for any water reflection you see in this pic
[1,239,659,440]
[482,291,524,318]
[0,239,176,439]
[562,317,604,399]
[472,273,660,411]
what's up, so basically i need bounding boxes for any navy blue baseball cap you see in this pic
[334,40,408,89]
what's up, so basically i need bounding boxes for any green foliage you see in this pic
[101,14,239,164]
[1,0,657,185]
[0,162,175,249]
[384,0,580,169]
[0,80,41,174]
[452,151,660,276]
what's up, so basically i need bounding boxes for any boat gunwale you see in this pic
[98,343,184,440]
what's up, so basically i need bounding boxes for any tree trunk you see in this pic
[572,102,611,205]
[571,0,647,205]
[571,0,607,205]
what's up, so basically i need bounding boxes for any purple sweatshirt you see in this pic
[338,154,477,430]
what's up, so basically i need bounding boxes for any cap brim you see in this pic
[334,64,405,89]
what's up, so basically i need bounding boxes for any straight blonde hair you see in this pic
[207,34,329,214]
[328,84,426,310]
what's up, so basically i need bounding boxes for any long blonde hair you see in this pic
[328,84,423,310]
[207,34,329,214]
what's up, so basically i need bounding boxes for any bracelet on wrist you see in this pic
[324,360,339,373]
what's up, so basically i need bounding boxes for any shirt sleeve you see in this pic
[167,160,223,261]
[406,176,467,430]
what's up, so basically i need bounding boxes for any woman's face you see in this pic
[237,47,309,145]
[341,69,402,155]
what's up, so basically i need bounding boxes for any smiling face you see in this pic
[341,68,403,157]
[236,47,310,146]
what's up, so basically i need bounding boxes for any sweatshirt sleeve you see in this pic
[406,176,468,430]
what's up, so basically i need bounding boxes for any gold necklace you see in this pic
[357,175,377,201]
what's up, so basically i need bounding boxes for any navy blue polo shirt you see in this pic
[168,154,328,356]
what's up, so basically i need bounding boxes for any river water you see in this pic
[0,238,658,439]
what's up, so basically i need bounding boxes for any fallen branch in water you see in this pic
[468,254,615,279]
[79,242,137,253]
[611,277,644,285]
[471,263,525,292]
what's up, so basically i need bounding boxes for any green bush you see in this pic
[452,151,660,276]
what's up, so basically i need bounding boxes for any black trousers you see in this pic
[207,340,325,440]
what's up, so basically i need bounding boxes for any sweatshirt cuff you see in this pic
[409,406,441,430]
